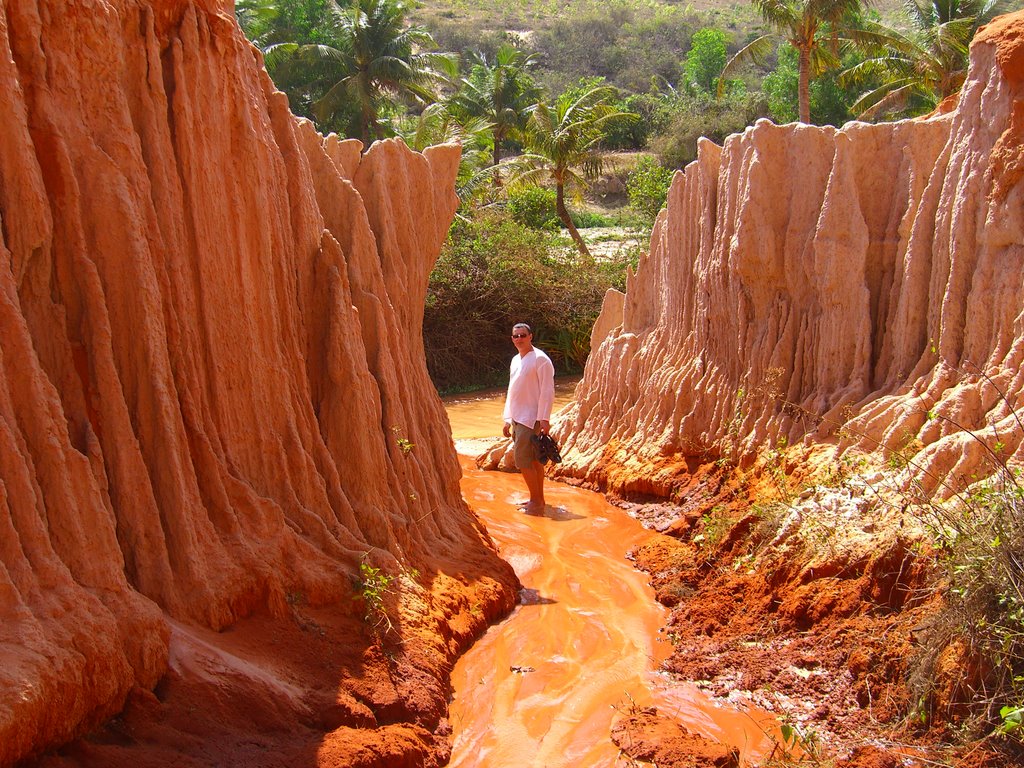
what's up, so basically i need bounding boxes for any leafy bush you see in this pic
[683,27,729,94]
[424,209,623,391]
[650,91,769,169]
[602,91,676,150]
[569,209,615,229]
[355,558,395,636]
[909,464,1024,750]
[763,42,858,126]
[627,155,674,223]
[879,388,1024,759]
[508,185,559,230]
[530,3,703,93]
[507,185,612,231]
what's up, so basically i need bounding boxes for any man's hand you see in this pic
[537,420,550,436]
[503,422,511,438]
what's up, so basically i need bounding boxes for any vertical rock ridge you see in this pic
[0,1,516,763]
[552,12,1024,500]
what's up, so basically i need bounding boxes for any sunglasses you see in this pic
[512,333,529,339]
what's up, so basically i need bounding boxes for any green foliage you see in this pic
[694,507,733,554]
[423,209,622,391]
[684,27,729,93]
[999,704,1024,738]
[418,16,510,68]
[626,155,673,223]
[356,559,394,635]
[569,209,616,229]
[390,426,415,454]
[237,0,332,46]
[903,395,1024,751]
[842,0,1015,120]
[507,184,614,230]
[912,475,1024,744]
[512,84,638,256]
[530,3,704,94]
[239,0,448,142]
[762,42,800,122]
[602,91,676,151]
[723,0,866,123]
[650,91,769,170]
[447,44,542,178]
[507,185,559,230]
[765,718,825,765]
[763,42,856,126]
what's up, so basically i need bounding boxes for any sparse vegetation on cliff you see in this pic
[907,446,1024,751]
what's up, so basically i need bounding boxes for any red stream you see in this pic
[444,387,777,767]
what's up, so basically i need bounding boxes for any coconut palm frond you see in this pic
[808,42,842,76]
[262,41,299,71]
[718,34,776,98]
[852,78,923,119]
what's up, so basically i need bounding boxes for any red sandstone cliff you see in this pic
[0,1,516,765]
[536,13,1024,499]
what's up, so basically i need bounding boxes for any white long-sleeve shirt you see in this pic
[502,348,555,427]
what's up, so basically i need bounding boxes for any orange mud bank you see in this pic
[579,472,1016,768]
[460,388,1014,767]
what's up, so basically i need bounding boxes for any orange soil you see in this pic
[33,605,458,768]
[610,477,1020,768]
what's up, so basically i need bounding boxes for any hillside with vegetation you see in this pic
[236,0,1017,393]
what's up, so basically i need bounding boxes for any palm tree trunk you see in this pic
[492,129,503,186]
[798,45,811,123]
[556,183,591,259]
[358,70,375,146]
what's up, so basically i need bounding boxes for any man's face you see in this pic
[512,327,532,351]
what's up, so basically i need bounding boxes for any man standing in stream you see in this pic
[502,323,556,514]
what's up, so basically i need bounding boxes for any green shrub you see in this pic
[508,185,559,230]
[683,27,729,94]
[356,559,394,636]
[424,208,624,391]
[529,3,708,94]
[602,91,675,150]
[650,91,769,169]
[894,394,1024,758]
[763,42,858,126]
[569,209,615,229]
[627,155,673,223]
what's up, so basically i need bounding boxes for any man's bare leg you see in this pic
[520,460,546,513]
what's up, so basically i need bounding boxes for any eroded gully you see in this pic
[444,383,777,768]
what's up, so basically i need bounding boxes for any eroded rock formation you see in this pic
[546,13,1024,499]
[0,1,515,764]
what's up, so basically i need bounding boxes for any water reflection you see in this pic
[442,377,579,440]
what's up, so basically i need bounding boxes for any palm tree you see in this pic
[235,0,282,47]
[721,0,864,123]
[395,105,495,201]
[511,86,636,258]
[447,45,542,185]
[263,0,450,144]
[841,0,1014,119]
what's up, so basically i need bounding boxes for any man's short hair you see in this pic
[512,323,532,335]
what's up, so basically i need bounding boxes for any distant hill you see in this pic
[413,0,908,93]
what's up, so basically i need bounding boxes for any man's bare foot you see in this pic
[523,501,546,515]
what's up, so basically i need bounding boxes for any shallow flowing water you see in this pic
[445,386,776,768]
[443,377,580,440]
